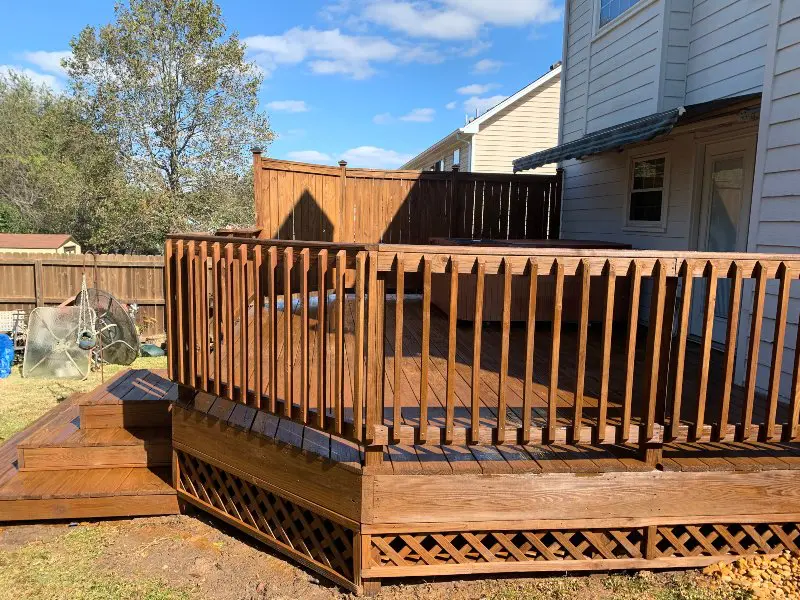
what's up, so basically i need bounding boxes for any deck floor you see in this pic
[221,295,787,439]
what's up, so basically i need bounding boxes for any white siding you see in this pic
[562,0,593,143]
[472,76,561,174]
[661,0,692,109]
[684,0,771,104]
[744,0,800,399]
[584,0,664,132]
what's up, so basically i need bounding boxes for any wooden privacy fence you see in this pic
[252,153,562,245]
[0,253,165,336]
[167,233,800,464]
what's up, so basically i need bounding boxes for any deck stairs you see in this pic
[0,370,179,522]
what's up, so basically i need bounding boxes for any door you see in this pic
[689,136,756,344]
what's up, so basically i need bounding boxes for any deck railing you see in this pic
[165,234,800,463]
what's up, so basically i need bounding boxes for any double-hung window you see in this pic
[599,0,642,28]
[626,155,667,229]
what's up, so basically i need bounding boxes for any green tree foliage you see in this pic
[0,0,271,253]
[65,0,272,196]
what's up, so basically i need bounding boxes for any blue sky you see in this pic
[0,1,564,169]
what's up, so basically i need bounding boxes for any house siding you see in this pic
[562,0,593,143]
[744,0,800,399]
[403,140,471,172]
[684,0,771,104]
[661,0,693,110]
[472,76,561,174]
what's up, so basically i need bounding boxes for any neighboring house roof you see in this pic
[401,64,562,170]
[514,93,761,172]
[0,233,78,249]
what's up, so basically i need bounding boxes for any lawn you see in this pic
[0,356,168,443]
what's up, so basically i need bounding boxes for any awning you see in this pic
[513,93,761,172]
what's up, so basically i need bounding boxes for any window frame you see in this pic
[593,0,657,39]
[624,151,669,232]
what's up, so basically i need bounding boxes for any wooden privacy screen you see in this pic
[0,253,165,336]
[252,154,562,244]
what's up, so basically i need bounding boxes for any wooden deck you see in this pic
[0,369,179,522]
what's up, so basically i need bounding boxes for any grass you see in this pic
[0,356,168,443]
[0,525,188,600]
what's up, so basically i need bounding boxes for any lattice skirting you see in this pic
[174,450,359,591]
[363,523,800,577]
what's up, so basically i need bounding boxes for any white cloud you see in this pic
[341,146,414,169]
[286,150,333,163]
[400,108,435,122]
[473,58,503,73]
[0,65,61,90]
[266,100,310,113]
[244,27,433,79]
[20,50,71,75]
[463,94,505,117]
[363,0,561,40]
[373,112,393,124]
[456,82,498,95]
[445,101,457,110]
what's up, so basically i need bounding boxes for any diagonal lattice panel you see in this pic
[176,450,356,581]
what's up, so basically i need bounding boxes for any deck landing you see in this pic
[0,369,179,522]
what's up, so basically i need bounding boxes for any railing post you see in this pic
[365,250,385,468]
[639,260,667,466]
[338,160,347,243]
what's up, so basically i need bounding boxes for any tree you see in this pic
[65,0,272,198]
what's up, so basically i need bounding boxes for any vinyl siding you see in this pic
[661,0,692,109]
[562,0,593,142]
[744,0,800,399]
[403,140,471,172]
[472,76,561,174]
[584,0,663,132]
[684,0,771,104]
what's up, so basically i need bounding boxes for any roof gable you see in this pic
[0,233,77,249]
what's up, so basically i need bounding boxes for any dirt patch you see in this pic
[0,513,752,600]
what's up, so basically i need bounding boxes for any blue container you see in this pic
[0,334,13,379]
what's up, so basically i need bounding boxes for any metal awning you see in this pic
[513,93,761,172]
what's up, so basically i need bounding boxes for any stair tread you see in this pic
[20,427,170,449]
[0,467,174,500]
[81,369,175,405]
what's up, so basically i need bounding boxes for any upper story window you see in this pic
[453,148,460,167]
[599,0,642,28]
[626,155,668,229]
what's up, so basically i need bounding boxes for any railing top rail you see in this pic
[167,233,376,252]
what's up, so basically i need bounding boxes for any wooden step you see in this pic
[79,400,172,429]
[0,467,179,522]
[18,427,172,471]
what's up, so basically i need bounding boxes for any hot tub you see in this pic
[428,238,632,323]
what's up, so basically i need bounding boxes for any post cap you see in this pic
[338,160,347,167]
[451,165,460,172]
[251,146,263,154]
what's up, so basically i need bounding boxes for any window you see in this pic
[453,148,460,167]
[63,246,76,254]
[627,155,667,227]
[599,0,642,28]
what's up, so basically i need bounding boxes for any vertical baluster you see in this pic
[365,251,378,442]
[283,247,294,417]
[225,243,235,401]
[548,259,564,444]
[572,259,590,444]
[667,260,693,441]
[741,262,766,441]
[597,261,615,443]
[498,259,512,444]
[393,253,405,443]
[641,260,666,460]
[300,248,310,423]
[267,246,278,412]
[419,257,432,444]
[694,261,718,441]
[445,257,459,444]
[175,239,185,385]
[253,245,263,409]
[199,241,209,392]
[522,258,538,444]
[717,262,742,441]
[765,263,790,441]
[317,249,328,428]
[335,250,346,435]
[212,243,222,397]
[165,240,176,382]
[787,289,800,442]
[354,251,366,441]
[239,244,249,404]
[621,260,642,443]
[187,240,197,388]
[471,260,486,444]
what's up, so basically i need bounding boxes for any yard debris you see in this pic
[703,550,800,598]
